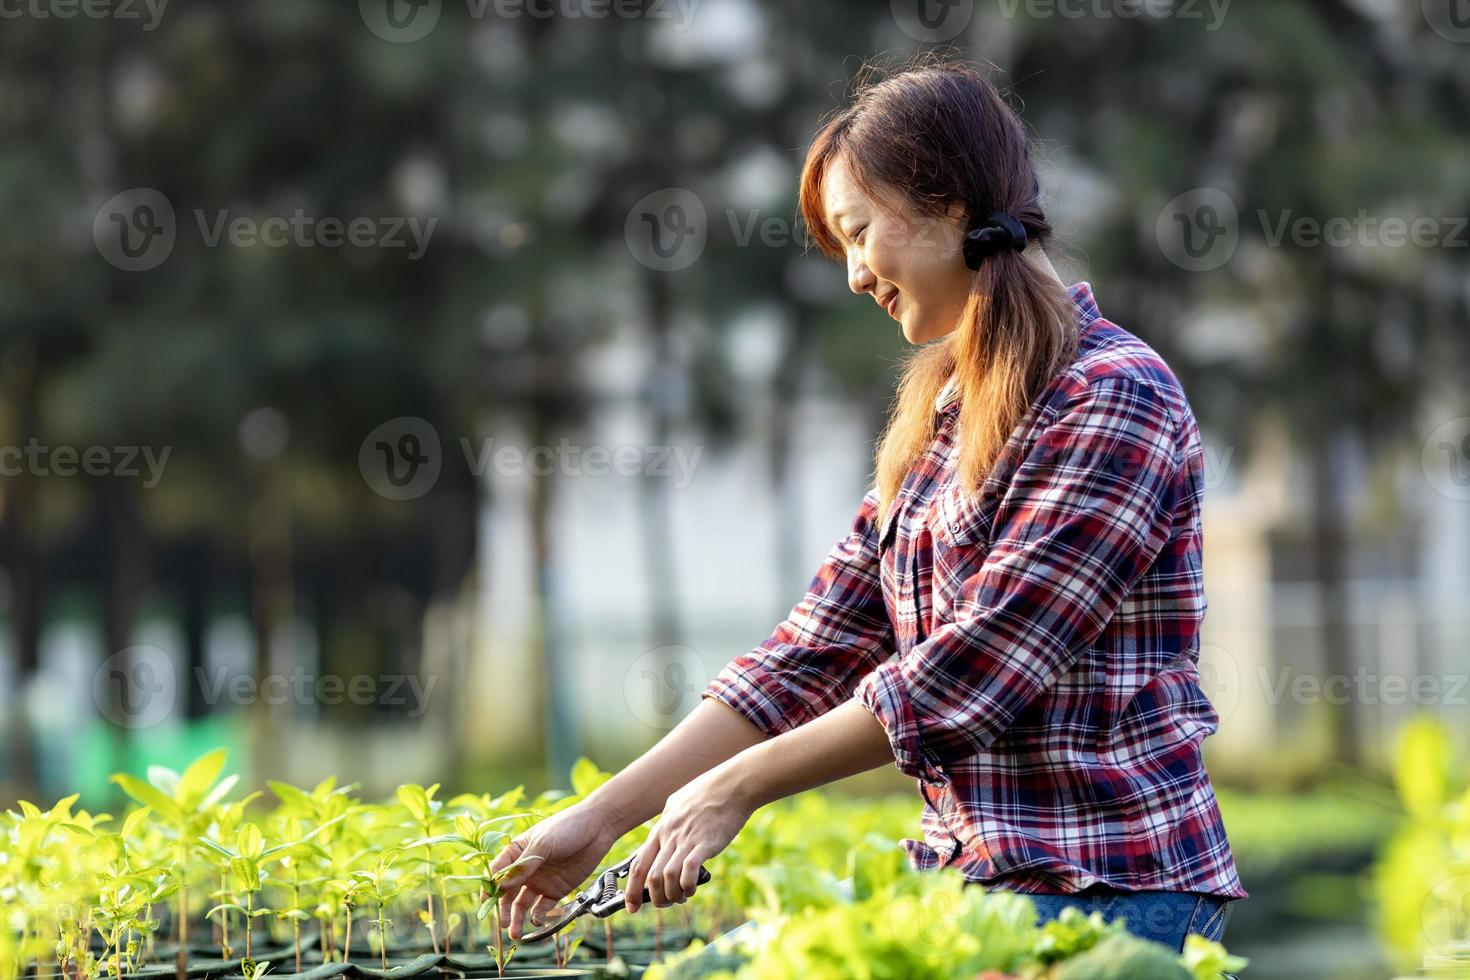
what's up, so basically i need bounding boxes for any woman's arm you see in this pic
[720,698,893,810]
[581,696,769,836]
[621,697,895,913]
[588,486,896,833]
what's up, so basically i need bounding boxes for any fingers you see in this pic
[659,850,698,905]
[487,837,524,877]
[625,840,654,915]
[497,885,515,932]
[527,894,558,932]
[507,884,540,941]
[678,854,704,900]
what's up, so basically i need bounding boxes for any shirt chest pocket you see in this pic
[930,482,997,623]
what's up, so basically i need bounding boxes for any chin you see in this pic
[901,319,932,345]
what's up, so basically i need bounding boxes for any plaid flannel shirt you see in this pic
[703,281,1247,899]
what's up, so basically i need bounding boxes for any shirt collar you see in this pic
[934,281,1101,416]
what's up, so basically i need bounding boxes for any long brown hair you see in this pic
[797,55,1079,529]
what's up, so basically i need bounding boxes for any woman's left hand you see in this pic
[623,766,753,913]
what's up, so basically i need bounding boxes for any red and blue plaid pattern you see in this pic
[704,281,1247,899]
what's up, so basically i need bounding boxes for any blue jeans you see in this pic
[983,883,1237,954]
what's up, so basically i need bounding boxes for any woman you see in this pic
[490,57,1247,954]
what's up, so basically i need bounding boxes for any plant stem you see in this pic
[491,905,505,977]
[291,868,302,974]
[438,876,452,951]
[377,903,387,970]
[219,870,231,961]
[343,905,352,962]
[245,892,253,959]
[423,837,439,956]
[176,856,187,980]
[654,906,662,960]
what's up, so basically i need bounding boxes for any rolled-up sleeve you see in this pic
[854,378,1184,780]
[703,486,894,737]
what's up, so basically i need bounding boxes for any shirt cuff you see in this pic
[702,657,812,738]
[854,661,949,785]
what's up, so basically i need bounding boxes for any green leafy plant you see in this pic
[350,847,405,968]
[110,749,241,977]
[395,784,448,956]
[406,807,541,976]
[201,814,345,963]
[200,823,276,960]
[1373,714,1470,975]
[63,807,175,980]
[4,749,1254,980]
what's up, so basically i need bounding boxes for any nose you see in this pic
[847,246,875,296]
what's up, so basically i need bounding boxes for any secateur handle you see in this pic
[587,862,713,917]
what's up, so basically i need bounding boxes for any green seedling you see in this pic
[394,784,448,956]
[349,848,405,968]
[61,808,176,980]
[407,810,540,978]
[313,833,370,962]
[201,814,344,962]
[111,749,241,979]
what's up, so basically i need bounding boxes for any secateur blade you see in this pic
[514,851,713,943]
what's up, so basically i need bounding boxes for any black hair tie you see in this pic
[962,211,1028,270]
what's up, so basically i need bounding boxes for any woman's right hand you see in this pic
[485,800,620,940]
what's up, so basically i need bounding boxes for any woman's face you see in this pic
[821,153,973,345]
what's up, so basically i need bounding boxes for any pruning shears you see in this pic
[516,850,712,944]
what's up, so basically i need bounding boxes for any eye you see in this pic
[854,225,869,244]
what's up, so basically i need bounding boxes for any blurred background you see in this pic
[2,0,1469,977]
